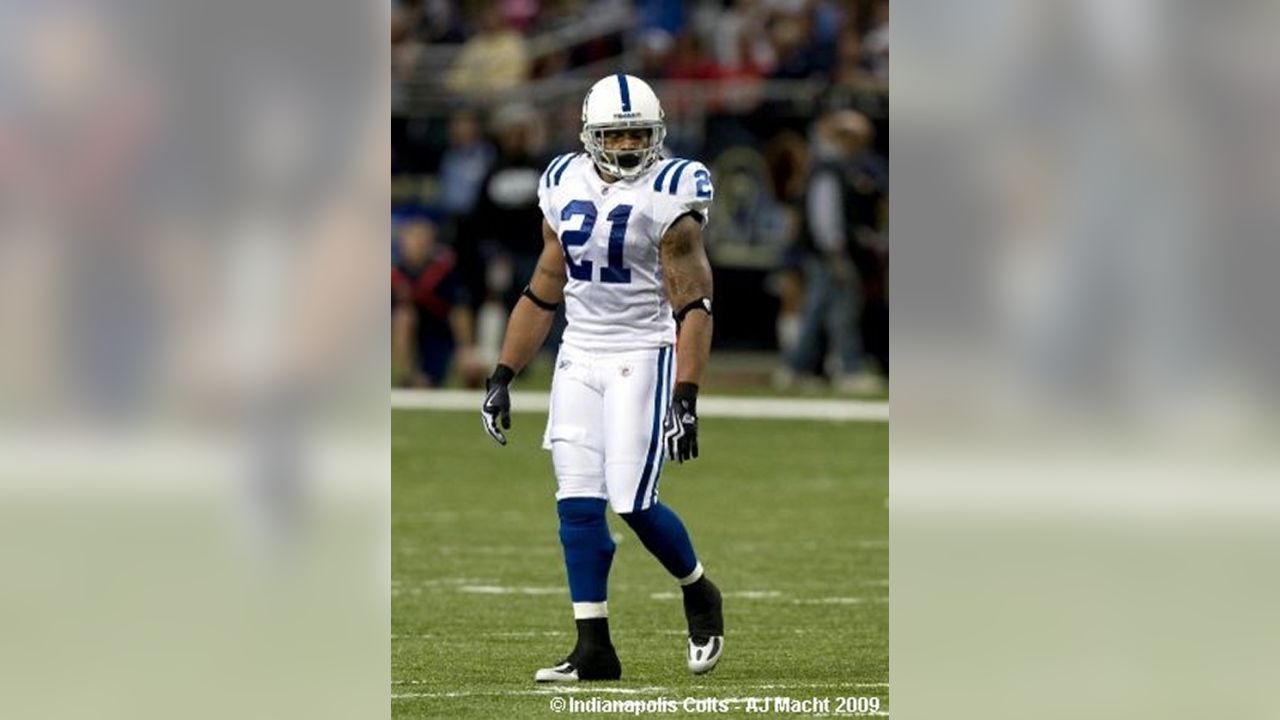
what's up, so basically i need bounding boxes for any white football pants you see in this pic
[543,343,675,514]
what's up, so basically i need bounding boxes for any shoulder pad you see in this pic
[651,158,712,200]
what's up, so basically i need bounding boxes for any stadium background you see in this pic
[391,0,888,393]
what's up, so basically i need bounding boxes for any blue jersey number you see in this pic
[559,201,633,284]
[693,169,713,199]
[559,200,596,281]
[601,205,633,283]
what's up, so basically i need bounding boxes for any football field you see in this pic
[392,404,888,718]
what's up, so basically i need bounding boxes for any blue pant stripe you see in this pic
[633,347,668,512]
[650,348,674,505]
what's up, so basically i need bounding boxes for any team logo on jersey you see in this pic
[559,359,572,370]
[620,366,632,377]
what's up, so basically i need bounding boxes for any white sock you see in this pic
[677,562,704,587]
[572,601,608,619]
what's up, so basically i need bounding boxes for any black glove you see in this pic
[663,382,700,463]
[481,364,514,446]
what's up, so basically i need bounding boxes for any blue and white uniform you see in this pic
[538,152,714,513]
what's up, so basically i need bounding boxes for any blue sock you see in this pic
[557,498,615,603]
[619,502,699,580]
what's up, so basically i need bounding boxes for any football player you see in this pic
[480,74,724,682]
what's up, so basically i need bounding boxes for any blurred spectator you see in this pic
[702,0,775,76]
[811,0,843,47]
[392,2,426,90]
[639,29,676,80]
[534,48,572,79]
[764,130,812,357]
[768,12,820,79]
[393,0,464,45]
[862,0,888,86]
[668,30,724,80]
[806,0,843,77]
[779,109,887,393]
[456,104,548,369]
[535,0,595,33]
[391,217,477,387]
[445,7,530,95]
[466,104,546,303]
[639,0,688,35]
[832,28,865,83]
[391,1,419,46]
[821,24,889,156]
[436,110,495,218]
[499,0,542,34]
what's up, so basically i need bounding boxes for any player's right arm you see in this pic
[481,219,566,445]
[496,220,566,372]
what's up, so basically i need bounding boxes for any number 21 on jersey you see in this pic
[559,200,632,285]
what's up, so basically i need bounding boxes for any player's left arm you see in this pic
[660,213,714,462]
[661,214,714,386]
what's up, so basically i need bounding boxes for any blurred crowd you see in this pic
[393,0,887,93]
[392,0,888,392]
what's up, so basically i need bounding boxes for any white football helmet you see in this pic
[580,74,667,179]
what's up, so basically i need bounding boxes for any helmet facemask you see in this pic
[581,122,667,180]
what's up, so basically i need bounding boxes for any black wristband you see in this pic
[489,364,515,387]
[673,382,699,411]
[522,285,559,311]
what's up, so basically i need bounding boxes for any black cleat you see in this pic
[534,645,622,682]
[535,618,622,682]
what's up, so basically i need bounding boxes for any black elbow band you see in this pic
[522,285,559,311]
[674,297,713,324]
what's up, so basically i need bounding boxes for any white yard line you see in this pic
[393,627,883,641]
[392,389,887,422]
[392,686,669,698]
[456,585,566,595]
[391,681,890,697]
[791,597,890,605]
[649,590,784,600]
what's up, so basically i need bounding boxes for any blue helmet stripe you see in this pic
[668,160,693,194]
[652,159,679,191]
[617,73,631,112]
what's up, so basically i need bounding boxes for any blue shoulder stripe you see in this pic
[550,154,576,187]
[552,153,577,185]
[652,159,680,192]
[667,160,694,194]
[543,154,569,188]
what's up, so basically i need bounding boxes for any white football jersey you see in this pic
[538,153,714,352]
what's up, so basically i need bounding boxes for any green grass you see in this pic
[392,409,888,718]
